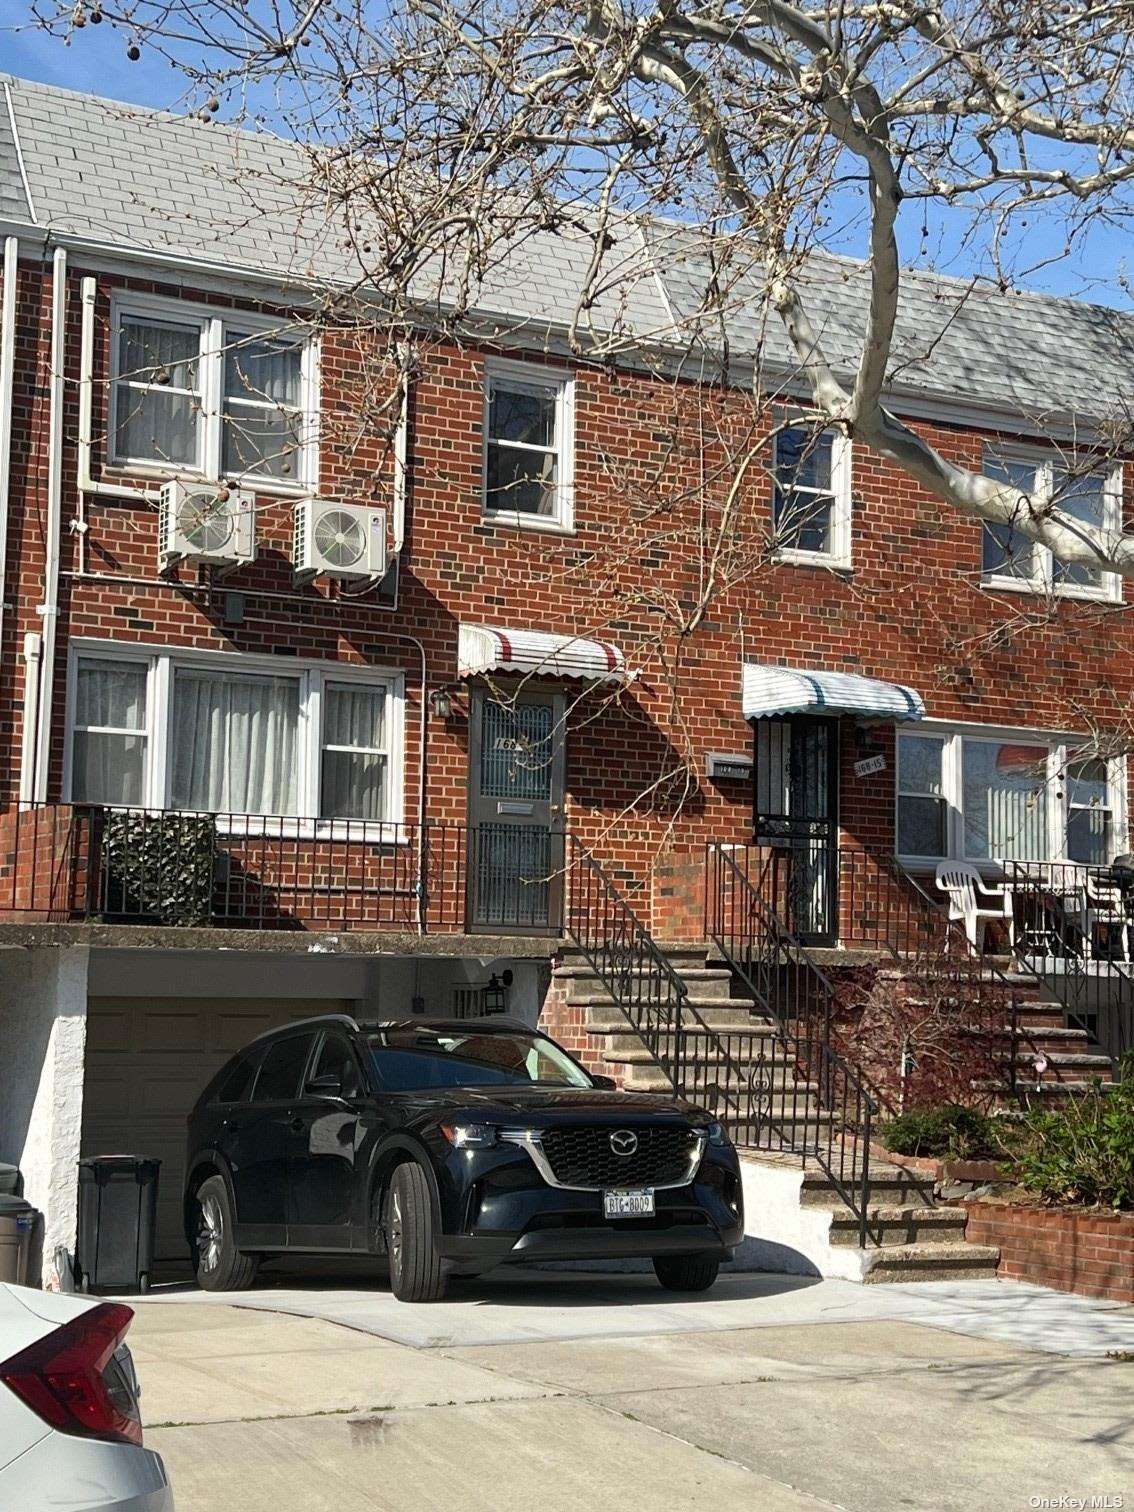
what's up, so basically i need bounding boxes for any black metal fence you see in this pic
[0,803,566,936]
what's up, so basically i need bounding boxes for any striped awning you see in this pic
[458,625,626,683]
[741,664,925,722]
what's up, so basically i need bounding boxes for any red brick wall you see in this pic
[964,1199,1134,1304]
[1,253,1132,935]
[539,967,622,1082]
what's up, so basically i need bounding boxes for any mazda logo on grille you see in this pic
[610,1129,638,1157]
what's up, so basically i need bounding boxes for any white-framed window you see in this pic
[771,425,852,567]
[64,642,403,830]
[895,723,1128,868]
[109,293,318,491]
[482,357,574,531]
[981,445,1122,602]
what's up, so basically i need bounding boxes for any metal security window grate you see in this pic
[479,701,553,800]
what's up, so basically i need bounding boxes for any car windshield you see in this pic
[363,1027,594,1092]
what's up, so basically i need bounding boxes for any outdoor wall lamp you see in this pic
[429,686,454,719]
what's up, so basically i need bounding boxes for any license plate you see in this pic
[603,1188,655,1219]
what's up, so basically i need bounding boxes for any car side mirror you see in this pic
[591,1074,617,1091]
[306,1070,343,1097]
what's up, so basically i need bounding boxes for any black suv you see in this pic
[184,1014,743,1302]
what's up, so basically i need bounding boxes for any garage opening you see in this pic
[82,998,350,1262]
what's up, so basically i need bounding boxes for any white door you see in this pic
[82,997,350,1262]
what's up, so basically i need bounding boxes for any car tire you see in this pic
[386,1163,447,1303]
[653,1253,720,1292]
[192,1175,259,1292]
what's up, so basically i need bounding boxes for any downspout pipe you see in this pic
[32,246,66,803]
[18,631,40,803]
[0,237,18,687]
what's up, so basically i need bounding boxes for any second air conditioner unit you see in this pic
[158,481,257,570]
[293,499,388,583]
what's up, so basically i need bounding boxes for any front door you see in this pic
[468,688,566,932]
[754,715,839,943]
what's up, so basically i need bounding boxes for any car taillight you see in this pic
[0,1302,143,1446]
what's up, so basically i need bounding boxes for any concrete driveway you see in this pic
[129,1266,1134,1512]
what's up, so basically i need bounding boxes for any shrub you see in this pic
[1014,1064,1134,1210]
[100,810,217,927]
[880,1103,1005,1161]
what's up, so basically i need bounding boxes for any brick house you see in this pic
[0,74,1130,1280]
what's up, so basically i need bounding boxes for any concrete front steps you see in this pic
[553,944,1000,1284]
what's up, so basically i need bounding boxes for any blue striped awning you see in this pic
[741,664,925,722]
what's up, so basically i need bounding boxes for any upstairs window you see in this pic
[771,426,852,566]
[483,359,574,530]
[981,447,1121,601]
[110,296,315,488]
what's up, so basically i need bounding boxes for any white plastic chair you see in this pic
[1080,871,1133,962]
[935,861,1014,952]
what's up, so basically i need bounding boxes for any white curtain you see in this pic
[321,686,387,820]
[172,670,299,816]
[73,660,148,806]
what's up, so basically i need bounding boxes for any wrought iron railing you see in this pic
[0,802,566,936]
[705,842,879,1243]
[1004,860,1134,1070]
[837,847,1023,1100]
[567,837,877,1243]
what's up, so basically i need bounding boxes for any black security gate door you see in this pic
[467,689,565,932]
[753,715,839,943]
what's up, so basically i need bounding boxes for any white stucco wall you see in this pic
[0,947,90,1281]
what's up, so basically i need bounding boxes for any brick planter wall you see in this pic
[964,1200,1134,1304]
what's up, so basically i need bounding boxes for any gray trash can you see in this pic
[0,1163,21,1197]
[0,1195,38,1285]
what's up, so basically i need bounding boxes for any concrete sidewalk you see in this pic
[131,1269,1134,1511]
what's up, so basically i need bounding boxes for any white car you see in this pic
[0,1281,172,1511]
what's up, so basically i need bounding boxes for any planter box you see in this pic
[964,1199,1134,1304]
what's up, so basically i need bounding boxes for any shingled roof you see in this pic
[2,71,1133,426]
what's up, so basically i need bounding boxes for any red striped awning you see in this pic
[457,625,626,683]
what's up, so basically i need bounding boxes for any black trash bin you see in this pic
[75,1156,161,1295]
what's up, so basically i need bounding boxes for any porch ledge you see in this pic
[0,923,561,958]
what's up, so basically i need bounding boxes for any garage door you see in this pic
[83,998,351,1262]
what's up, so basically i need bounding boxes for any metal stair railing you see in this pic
[1003,861,1133,1074]
[704,842,880,1246]
[567,837,876,1243]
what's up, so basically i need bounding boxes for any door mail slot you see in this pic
[497,801,535,815]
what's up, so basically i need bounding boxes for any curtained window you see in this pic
[114,316,203,469]
[222,331,304,480]
[71,659,149,805]
[320,684,388,821]
[110,298,314,485]
[172,669,301,816]
[69,648,402,826]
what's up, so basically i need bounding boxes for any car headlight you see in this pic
[440,1122,498,1149]
[706,1121,730,1147]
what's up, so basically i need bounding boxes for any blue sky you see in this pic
[4,5,1132,309]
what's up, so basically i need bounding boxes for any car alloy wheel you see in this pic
[388,1188,404,1280]
[197,1192,223,1274]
